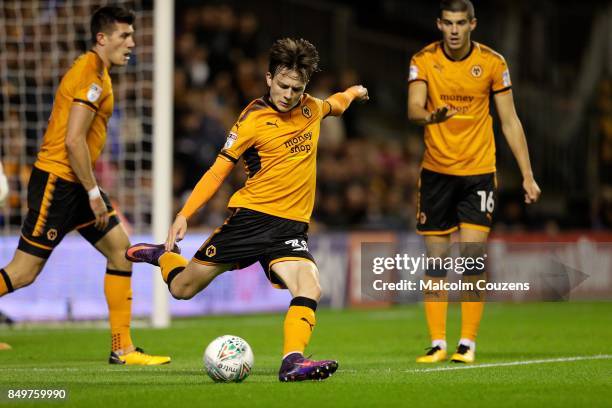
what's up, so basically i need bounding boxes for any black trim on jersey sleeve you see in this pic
[408,78,428,85]
[323,100,333,119]
[491,86,512,95]
[73,98,99,111]
[219,151,238,163]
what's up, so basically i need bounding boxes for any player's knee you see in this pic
[170,281,195,300]
[6,255,45,290]
[460,242,487,276]
[106,240,132,270]
[425,267,448,278]
[307,281,321,302]
[108,250,132,270]
[11,268,40,289]
[460,242,486,257]
[299,264,321,301]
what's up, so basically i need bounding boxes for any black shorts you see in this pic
[193,208,316,288]
[18,166,119,258]
[416,168,496,235]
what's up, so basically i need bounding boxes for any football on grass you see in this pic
[203,335,254,382]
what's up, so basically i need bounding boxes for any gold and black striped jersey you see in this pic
[409,41,512,176]
[35,51,114,182]
[220,93,329,223]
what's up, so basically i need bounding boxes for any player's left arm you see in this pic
[324,85,369,117]
[494,91,541,204]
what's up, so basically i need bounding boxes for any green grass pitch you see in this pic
[1,302,611,407]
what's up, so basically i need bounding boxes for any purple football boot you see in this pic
[278,352,338,382]
[125,243,181,266]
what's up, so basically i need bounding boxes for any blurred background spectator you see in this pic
[171,0,611,233]
[1,0,609,234]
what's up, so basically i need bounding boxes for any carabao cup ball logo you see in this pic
[204,335,254,382]
[216,337,245,361]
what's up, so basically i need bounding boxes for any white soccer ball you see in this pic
[203,335,254,382]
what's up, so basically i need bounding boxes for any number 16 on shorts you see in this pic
[477,190,495,213]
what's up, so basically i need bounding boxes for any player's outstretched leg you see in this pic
[125,242,181,266]
[272,260,338,382]
[127,242,229,301]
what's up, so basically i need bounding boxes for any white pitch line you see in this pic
[407,354,612,373]
[0,367,175,373]
[1,355,610,375]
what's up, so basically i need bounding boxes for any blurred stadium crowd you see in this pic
[172,4,423,231]
[1,1,610,233]
[172,2,612,232]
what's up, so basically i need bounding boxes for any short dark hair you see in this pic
[440,0,475,20]
[268,38,320,83]
[91,6,135,44]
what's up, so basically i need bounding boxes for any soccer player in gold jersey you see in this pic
[0,7,169,365]
[127,38,369,381]
[408,0,541,363]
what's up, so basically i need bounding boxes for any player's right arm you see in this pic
[407,53,456,125]
[165,157,235,250]
[165,113,257,250]
[65,104,108,230]
[407,81,457,125]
